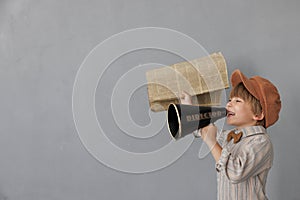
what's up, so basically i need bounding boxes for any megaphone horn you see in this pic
[167,103,227,140]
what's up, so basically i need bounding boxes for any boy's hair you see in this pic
[230,82,265,127]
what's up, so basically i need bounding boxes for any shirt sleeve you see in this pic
[215,134,273,184]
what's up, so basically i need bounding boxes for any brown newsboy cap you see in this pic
[231,69,281,128]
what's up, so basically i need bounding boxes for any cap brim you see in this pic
[231,69,259,100]
[231,69,245,87]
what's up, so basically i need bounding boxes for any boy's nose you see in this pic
[226,101,232,109]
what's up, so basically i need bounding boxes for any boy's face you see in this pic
[226,96,258,129]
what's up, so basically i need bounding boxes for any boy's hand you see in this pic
[200,124,218,148]
[199,124,222,162]
[180,91,193,105]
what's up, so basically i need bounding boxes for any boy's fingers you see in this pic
[180,90,191,98]
[180,91,186,99]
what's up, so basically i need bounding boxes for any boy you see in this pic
[180,69,281,200]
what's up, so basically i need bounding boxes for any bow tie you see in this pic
[227,131,243,144]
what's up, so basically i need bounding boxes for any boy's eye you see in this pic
[228,98,243,103]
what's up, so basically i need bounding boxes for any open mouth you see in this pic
[227,111,235,118]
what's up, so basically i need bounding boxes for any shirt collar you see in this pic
[235,126,267,138]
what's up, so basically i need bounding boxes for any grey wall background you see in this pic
[1,0,299,199]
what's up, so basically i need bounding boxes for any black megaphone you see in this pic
[167,103,227,140]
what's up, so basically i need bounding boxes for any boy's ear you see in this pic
[253,112,264,121]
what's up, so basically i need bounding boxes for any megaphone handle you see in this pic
[197,118,211,129]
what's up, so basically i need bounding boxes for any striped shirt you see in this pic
[216,126,273,200]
